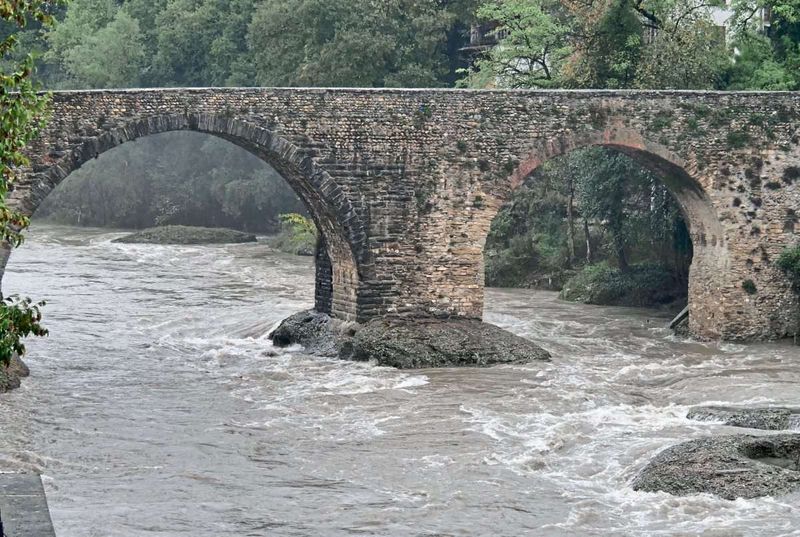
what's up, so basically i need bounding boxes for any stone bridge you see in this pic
[4,88,800,341]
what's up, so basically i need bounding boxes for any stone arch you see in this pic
[4,113,367,321]
[503,128,725,248]
[485,127,727,338]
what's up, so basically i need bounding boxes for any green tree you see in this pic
[726,0,800,90]
[60,9,145,87]
[271,213,317,256]
[569,0,644,88]
[466,0,731,90]
[248,0,476,88]
[122,0,166,62]
[635,18,728,89]
[460,0,571,88]
[44,0,115,86]
[725,33,797,90]
[152,0,256,87]
[0,0,59,364]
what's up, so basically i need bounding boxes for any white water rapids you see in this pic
[1,224,799,536]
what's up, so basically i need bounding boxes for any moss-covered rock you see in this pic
[113,225,256,245]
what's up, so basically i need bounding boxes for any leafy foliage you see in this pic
[0,0,60,364]
[485,148,692,304]
[569,0,644,89]
[270,213,318,256]
[466,0,732,90]
[725,0,800,90]
[0,296,47,361]
[460,0,571,88]
[742,278,758,295]
[777,245,800,288]
[248,0,477,88]
[39,0,479,89]
[725,33,798,90]
[636,18,728,89]
[559,262,683,307]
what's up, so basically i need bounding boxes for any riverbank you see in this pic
[558,262,687,309]
[488,260,687,313]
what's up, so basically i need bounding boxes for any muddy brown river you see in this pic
[2,224,799,536]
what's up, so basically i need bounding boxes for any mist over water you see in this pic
[2,224,799,537]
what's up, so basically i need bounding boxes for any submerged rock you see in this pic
[0,355,31,393]
[269,310,551,369]
[632,434,800,499]
[113,225,256,245]
[688,406,800,431]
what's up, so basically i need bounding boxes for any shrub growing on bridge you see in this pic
[778,246,800,289]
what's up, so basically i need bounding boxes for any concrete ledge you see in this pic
[0,474,55,537]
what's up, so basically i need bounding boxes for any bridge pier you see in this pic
[314,236,333,315]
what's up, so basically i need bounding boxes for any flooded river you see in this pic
[2,224,799,536]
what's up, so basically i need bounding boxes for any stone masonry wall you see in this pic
[5,88,800,340]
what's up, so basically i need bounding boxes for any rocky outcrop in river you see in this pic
[269,310,348,357]
[113,225,256,245]
[633,434,800,499]
[688,406,800,431]
[269,310,551,368]
[0,356,30,393]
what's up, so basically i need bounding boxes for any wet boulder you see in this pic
[270,311,552,369]
[113,225,256,245]
[268,310,347,357]
[687,406,800,431]
[345,317,551,369]
[632,434,800,499]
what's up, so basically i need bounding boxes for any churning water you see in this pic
[2,224,800,536]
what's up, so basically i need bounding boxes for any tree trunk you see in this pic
[566,176,576,267]
[614,233,630,273]
[583,218,592,263]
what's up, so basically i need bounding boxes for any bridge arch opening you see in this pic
[481,132,726,334]
[3,115,364,321]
